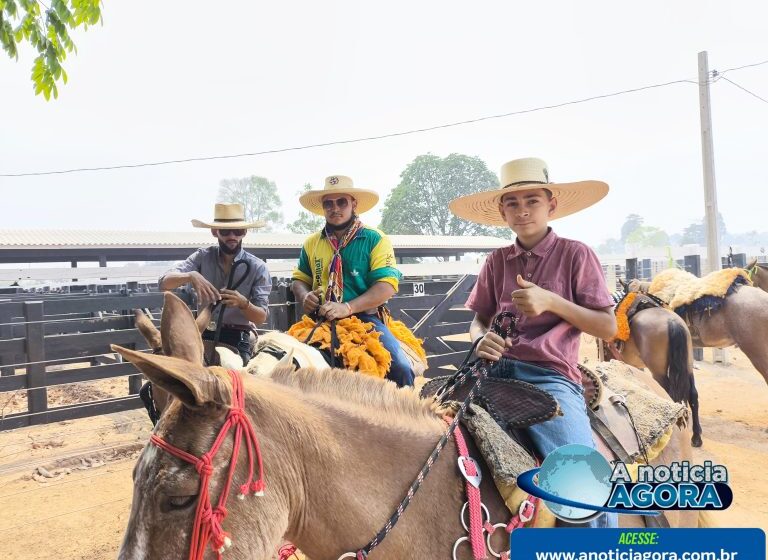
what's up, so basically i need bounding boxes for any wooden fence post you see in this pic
[269,283,290,332]
[24,301,47,426]
[625,258,638,281]
[285,283,298,326]
[0,301,13,376]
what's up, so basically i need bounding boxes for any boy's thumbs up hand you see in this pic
[516,274,537,289]
[511,274,552,317]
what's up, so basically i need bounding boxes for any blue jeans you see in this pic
[494,358,618,528]
[356,313,414,387]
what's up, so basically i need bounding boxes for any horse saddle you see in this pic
[421,362,644,465]
[420,374,561,431]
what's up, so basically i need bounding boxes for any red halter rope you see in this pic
[149,369,264,560]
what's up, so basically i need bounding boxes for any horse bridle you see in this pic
[149,369,265,560]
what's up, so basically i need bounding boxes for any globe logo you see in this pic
[535,444,613,522]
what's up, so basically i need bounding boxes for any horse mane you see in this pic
[268,366,444,428]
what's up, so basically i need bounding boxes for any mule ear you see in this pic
[196,305,212,335]
[112,345,230,409]
[618,278,628,291]
[134,309,162,351]
[161,292,204,365]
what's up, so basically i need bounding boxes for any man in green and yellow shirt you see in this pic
[291,175,414,386]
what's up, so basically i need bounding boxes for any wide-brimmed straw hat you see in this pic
[299,175,379,216]
[191,203,265,229]
[448,158,609,226]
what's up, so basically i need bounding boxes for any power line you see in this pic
[1,58,765,179]
[0,78,699,178]
[720,76,768,105]
[718,58,768,76]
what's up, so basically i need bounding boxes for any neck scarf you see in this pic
[324,218,363,303]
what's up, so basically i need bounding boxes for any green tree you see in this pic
[217,175,283,233]
[1,0,102,99]
[379,153,511,238]
[620,214,644,243]
[287,183,324,234]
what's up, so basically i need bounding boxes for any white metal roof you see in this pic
[0,229,510,251]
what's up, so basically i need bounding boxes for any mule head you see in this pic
[113,346,231,559]
[113,346,287,559]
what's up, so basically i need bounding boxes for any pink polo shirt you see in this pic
[465,228,613,383]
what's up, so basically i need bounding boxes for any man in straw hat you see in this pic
[159,202,272,365]
[450,157,618,527]
[290,175,414,386]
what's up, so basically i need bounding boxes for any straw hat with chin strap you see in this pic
[191,203,266,229]
[299,175,379,216]
[449,158,609,226]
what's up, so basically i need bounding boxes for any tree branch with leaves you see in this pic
[1,0,102,99]
[217,175,284,233]
[379,153,511,239]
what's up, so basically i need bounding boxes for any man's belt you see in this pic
[220,324,253,333]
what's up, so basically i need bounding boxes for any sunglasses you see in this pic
[218,229,246,237]
[322,197,350,211]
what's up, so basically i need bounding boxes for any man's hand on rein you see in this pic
[302,288,322,314]
[319,301,353,321]
[220,289,249,309]
[189,271,220,306]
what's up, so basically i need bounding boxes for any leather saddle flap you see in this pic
[589,385,642,463]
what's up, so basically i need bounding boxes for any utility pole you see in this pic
[698,51,726,365]
[698,51,721,274]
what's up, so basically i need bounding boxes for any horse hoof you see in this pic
[692,436,703,448]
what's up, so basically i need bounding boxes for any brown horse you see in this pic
[604,300,702,448]
[630,275,768,385]
[113,294,699,559]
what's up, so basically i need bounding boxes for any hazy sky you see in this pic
[1,1,767,247]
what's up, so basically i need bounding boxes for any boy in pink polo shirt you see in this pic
[449,157,617,527]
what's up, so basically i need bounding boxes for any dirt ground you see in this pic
[0,346,766,560]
